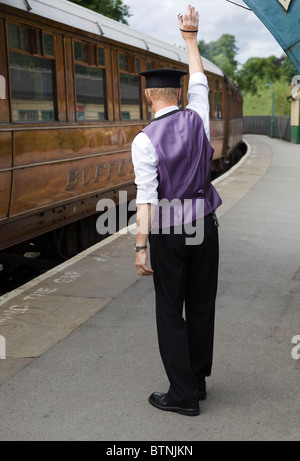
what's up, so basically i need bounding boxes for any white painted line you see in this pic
[0,223,137,307]
[212,138,252,186]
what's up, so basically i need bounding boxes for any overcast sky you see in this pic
[124,0,284,66]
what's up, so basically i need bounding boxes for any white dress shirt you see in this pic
[132,72,210,205]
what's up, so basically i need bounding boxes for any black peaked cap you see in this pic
[139,69,188,89]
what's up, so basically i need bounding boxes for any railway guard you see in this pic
[131,5,222,416]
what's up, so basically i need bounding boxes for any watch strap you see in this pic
[134,245,147,252]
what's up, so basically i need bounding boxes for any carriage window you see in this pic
[147,61,154,70]
[119,53,129,72]
[8,23,57,122]
[98,47,104,66]
[213,79,223,119]
[9,52,56,122]
[44,33,53,56]
[74,41,88,63]
[119,52,141,120]
[74,41,107,121]
[8,24,20,49]
[135,58,140,73]
[120,74,141,120]
[75,65,106,121]
[20,27,30,52]
[214,92,222,119]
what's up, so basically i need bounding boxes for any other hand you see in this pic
[135,250,154,276]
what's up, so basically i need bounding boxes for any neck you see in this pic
[152,100,178,114]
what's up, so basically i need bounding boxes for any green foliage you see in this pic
[243,76,292,116]
[236,55,297,115]
[280,57,299,82]
[199,34,239,81]
[69,0,131,25]
[236,56,283,94]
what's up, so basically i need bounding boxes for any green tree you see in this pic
[199,34,239,80]
[243,77,291,116]
[69,0,132,25]
[236,54,297,116]
[198,40,211,60]
[280,56,298,82]
[236,56,282,94]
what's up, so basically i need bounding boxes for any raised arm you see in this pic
[179,5,210,139]
[178,5,204,76]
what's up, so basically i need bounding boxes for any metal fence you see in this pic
[243,116,291,141]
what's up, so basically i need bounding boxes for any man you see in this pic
[131,5,222,417]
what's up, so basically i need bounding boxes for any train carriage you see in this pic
[0,0,243,256]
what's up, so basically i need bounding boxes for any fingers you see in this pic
[135,251,154,276]
[135,264,154,277]
[179,5,199,31]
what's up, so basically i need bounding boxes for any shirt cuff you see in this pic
[136,195,159,206]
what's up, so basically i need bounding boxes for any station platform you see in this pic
[0,134,299,441]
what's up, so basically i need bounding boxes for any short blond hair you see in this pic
[146,87,180,102]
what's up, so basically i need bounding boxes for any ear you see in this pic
[145,90,152,105]
[177,88,182,103]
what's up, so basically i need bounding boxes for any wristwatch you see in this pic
[134,245,147,252]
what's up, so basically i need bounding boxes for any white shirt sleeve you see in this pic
[131,132,159,205]
[186,72,211,140]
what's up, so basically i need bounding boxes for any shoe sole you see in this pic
[149,397,200,416]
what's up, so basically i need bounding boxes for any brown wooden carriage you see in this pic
[0,0,243,254]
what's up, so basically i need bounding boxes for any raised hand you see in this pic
[178,4,199,41]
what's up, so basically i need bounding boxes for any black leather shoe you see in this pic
[198,378,207,400]
[149,392,200,416]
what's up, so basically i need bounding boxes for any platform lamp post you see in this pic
[266,80,275,138]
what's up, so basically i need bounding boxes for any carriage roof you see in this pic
[1,0,224,77]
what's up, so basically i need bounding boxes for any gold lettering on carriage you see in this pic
[66,159,134,191]
[277,0,292,11]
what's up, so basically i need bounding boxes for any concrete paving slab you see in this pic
[0,295,111,357]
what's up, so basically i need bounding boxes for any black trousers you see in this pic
[149,213,219,403]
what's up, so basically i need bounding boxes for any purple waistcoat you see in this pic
[142,109,222,227]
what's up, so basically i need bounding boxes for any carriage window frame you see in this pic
[7,22,57,123]
[118,52,142,121]
[8,22,54,58]
[146,61,154,70]
[73,40,107,122]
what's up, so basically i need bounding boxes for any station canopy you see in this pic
[243,0,300,73]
